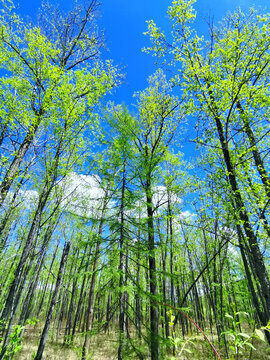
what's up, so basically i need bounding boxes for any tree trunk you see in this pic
[213,111,270,327]
[0,118,41,207]
[118,160,126,360]
[81,201,107,360]
[35,241,70,360]
[145,178,160,360]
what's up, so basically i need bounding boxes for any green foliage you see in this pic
[222,308,269,360]
[1,317,40,359]
[0,322,26,360]
[6,325,24,359]
[0,1,270,360]
[167,310,196,359]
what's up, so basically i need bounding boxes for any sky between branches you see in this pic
[15,0,269,163]
[17,0,269,106]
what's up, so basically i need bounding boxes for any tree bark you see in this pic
[35,241,70,360]
[0,119,41,207]
[213,108,270,327]
[118,161,126,360]
[146,177,160,360]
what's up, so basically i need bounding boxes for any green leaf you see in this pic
[255,329,265,342]
[236,311,249,317]
[245,342,256,350]
[183,348,193,353]
[238,332,250,339]
[174,337,182,345]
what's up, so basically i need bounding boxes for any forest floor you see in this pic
[14,324,117,359]
[14,323,270,359]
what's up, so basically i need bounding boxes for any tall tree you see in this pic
[0,0,117,208]
[133,69,181,360]
[145,0,270,336]
[0,1,118,357]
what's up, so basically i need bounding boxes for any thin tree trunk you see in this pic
[1,180,52,324]
[71,266,91,341]
[0,118,41,207]
[118,160,126,360]
[36,241,59,317]
[214,110,270,326]
[35,241,70,360]
[146,178,160,360]
[135,233,142,340]
[64,244,88,344]
[81,196,108,360]
[237,101,270,199]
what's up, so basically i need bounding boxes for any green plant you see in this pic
[222,309,269,360]
[2,324,24,360]
[160,303,222,360]
[26,317,39,326]
[0,318,40,360]
[167,310,195,359]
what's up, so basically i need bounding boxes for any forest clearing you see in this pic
[0,0,270,359]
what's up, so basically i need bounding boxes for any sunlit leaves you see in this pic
[168,0,196,25]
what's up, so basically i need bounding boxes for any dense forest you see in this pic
[0,0,269,359]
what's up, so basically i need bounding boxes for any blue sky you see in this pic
[16,0,269,160]
[17,0,269,106]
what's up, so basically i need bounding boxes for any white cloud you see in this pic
[3,189,39,210]
[178,210,195,221]
[228,243,239,258]
[128,185,183,219]
[2,173,107,220]
[152,185,182,210]
[219,226,237,240]
[19,189,39,205]
[58,172,107,218]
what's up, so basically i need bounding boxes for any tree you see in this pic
[145,0,270,338]
[35,241,71,360]
[133,69,181,360]
[105,106,135,360]
[0,1,118,357]
[0,0,117,208]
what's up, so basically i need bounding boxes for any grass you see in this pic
[13,323,270,359]
[14,324,118,360]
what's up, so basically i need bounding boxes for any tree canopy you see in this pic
[0,1,269,359]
